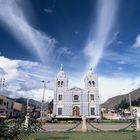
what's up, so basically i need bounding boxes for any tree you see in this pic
[132,97,140,106]
[118,99,129,109]
[48,99,53,114]
[114,99,129,114]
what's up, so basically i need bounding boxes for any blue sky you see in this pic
[0,0,140,102]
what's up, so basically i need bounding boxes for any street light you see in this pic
[40,80,50,123]
[47,96,51,117]
[123,88,133,118]
[129,89,135,118]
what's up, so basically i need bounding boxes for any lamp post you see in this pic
[40,80,46,123]
[129,89,134,118]
[47,96,51,118]
[123,88,133,118]
[40,80,50,123]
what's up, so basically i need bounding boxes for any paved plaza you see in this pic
[42,123,133,131]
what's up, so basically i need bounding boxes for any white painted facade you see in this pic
[53,65,100,118]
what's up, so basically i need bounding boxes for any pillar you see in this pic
[81,116,88,132]
[24,113,30,129]
[136,115,140,131]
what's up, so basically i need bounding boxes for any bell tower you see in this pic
[53,64,68,116]
[55,64,68,91]
[84,65,98,91]
[84,65,100,116]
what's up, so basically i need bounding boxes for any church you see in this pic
[53,65,100,119]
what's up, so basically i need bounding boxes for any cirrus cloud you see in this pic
[84,0,119,70]
[133,34,140,48]
[0,0,56,64]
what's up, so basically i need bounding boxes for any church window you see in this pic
[58,95,62,101]
[90,94,94,101]
[92,81,95,86]
[58,81,60,86]
[58,108,62,115]
[91,107,95,115]
[73,95,79,101]
[89,81,91,87]
[61,81,64,86]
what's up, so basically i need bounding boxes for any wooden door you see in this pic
[73,106,80,116]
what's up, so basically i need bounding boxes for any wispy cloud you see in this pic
[84,0,119,70]
[0,0,56,64]
[117,60,127,65]
[132,34,140,48]
[107,31,119,46]
[103,49,140,67]
[58,47,74,56]
[44,0,56,14]
[44,9,53,14]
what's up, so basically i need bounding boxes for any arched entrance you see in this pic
[73,106,80,116]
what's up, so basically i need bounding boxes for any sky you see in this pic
[0,0,140,103]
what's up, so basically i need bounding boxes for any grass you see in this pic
[100,119,132,123]
[32,131,140,140]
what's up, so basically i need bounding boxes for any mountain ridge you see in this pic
[101,88,140,109]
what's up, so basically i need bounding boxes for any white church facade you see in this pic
[53,65,100,119]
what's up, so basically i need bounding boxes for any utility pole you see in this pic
[129,93,132,118]
[40,80,50,124]
[40,80,46,123]
[47,96,51,118]
[129,89,134,118]
[123,89,133,118]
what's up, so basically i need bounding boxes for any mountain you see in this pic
[15,98,41,108]
[101,88,140,109]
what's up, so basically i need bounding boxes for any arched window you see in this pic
[92,81,95,86]
[90,94,94,101]
[89,81,91,87]
[73,95,79,101]
[58,81,60,86]
[61,81,64,86]
[58,94,62,101]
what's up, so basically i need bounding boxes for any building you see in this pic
[13,102,25,118]
[0,95,14,118]
[27,106,40,118]
[101,108,122,120]
[132,106,140,117]
[53,65,100,119]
